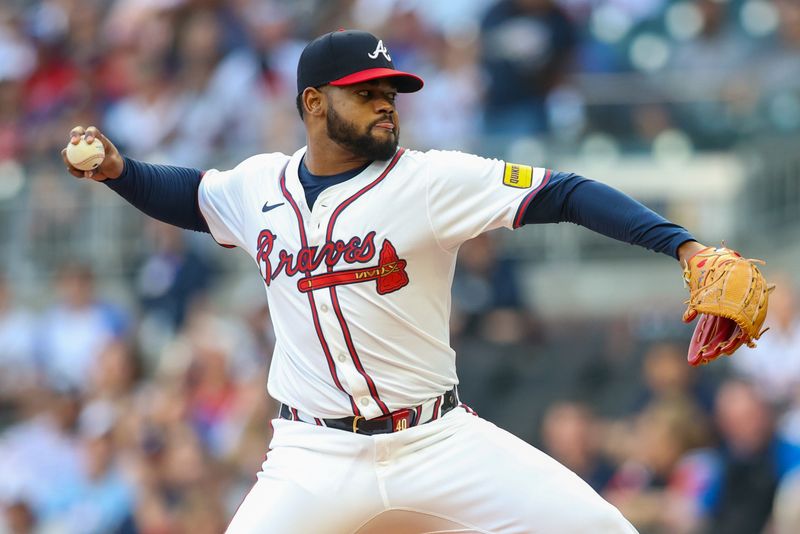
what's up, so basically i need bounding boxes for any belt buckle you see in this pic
[352,415,364,433]
[391,409,413,432]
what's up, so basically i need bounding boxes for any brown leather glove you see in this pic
[682,246,772,366]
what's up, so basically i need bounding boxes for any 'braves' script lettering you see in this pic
[256,230,377,285]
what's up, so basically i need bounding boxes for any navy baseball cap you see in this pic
[297,30,424,95]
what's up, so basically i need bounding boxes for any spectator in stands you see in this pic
[704,380,800,534]
[88,339,141,404]
[757,0,800,133]
[38,400,136,534]
[541,401,615,492]
[22,2,78,124]
[668,0,757,148]
[451,232,529,343]
[102,55,183,160]
[402,32,482,151]
[136,221,214,330]
[0,383,83,527]
[237,1,307,154]
[152,304,263,461]
[604,398,713,533]
[0,79,26,162]
[0,273,37,412]
[164,8,266,168]
[184,327,245,458]
[135,221,215,363]
[135,423,226,533]
[636,340,714,413]
[731,273,800,407]
[38,264,127,391]
[479,0,577,137]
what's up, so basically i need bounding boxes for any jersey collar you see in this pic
[284,146,403,210]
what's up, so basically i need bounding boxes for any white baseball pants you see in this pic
[226,407,638,533]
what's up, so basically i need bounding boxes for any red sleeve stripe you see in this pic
[461,404,478,416]
[513,168,552,229]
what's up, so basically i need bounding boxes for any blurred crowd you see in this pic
[1,0,799,169]
[1,0,800,533]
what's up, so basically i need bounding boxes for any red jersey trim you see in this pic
[512,168,553,229]
[324,148,406,416]
[280,167,361,416]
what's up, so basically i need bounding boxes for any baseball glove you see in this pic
[682,246,772,366]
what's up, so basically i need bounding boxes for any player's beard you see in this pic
[326,105,398,161]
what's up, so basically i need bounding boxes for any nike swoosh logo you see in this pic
[262,202,285,213]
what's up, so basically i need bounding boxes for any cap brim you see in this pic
[329,68,424,93]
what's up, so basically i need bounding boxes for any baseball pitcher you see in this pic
[63,30,770,534]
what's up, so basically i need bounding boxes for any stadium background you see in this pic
[1,0,800,532]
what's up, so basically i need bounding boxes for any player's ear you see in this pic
[303,87,326,118]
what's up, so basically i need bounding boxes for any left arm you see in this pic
[521,171,705,260]
[521,169,772,365]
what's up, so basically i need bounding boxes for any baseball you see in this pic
[66,136,105,171]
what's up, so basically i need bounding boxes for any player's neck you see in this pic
[305,139,371,176]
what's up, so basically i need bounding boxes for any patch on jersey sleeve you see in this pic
[502,163,533,188]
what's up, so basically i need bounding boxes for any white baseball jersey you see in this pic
[198,147,550,419]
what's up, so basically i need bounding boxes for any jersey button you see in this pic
[320,304,329,312]
[360,398,370,407]
[337,353,346,363]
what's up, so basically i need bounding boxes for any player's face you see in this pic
[324,80,400,161]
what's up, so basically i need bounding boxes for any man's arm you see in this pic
[522,171,701,260]
[105,158,209,233]
[62,125,209,233]
[521,170,776,365]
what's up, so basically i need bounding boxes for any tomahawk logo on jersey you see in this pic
[197,146,549,419]
[255,228,408,294]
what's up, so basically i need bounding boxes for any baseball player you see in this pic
[62,30,768,534]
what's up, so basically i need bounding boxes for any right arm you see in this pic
[62,125,209,233]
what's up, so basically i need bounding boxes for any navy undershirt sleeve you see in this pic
[521,171,695,259]
[104,157,210,233]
